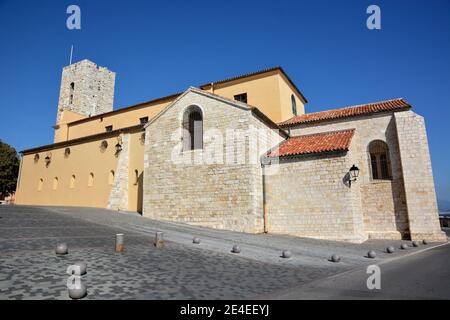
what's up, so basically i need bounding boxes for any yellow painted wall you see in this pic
[54,69,304,143]
[63,100,172,142]
[17,134,123,208]
[53,109,87,142]
[277,72,305,120]
[201,69,304,123]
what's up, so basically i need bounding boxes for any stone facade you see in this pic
[287,113,409,240]
[57,59,115,122]
[107,134,129,211]
[394,111,446,241]
[142,88,283,233]
[17,59,446,244]
[264,152,367,242]
[279,110,445,242]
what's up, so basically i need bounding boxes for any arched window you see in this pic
[69,82,74,105]
[52,177,58,190]
[88,172,94,187]
[38,178,43,191]
[291,94,297,116]
[70,175,76,189]
[108,170,115,185]
[368,140,391,180]
[182,106,203,151]
[134,169,139,185]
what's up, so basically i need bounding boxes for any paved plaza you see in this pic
[0,205,446,300]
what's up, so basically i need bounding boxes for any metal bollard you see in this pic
[154,231,164,249]
[115,233,124,252]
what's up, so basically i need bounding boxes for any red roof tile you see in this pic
[267,129,355,158]
[279,98,411,127]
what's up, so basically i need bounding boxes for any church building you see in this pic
[15,59,446,243]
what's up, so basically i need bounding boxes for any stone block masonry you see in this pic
[264,153,367,243]
[107,134,129,211]
[394,111,447,241]
[143,89,283,233]
[57,59,115,122]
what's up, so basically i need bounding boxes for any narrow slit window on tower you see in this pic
[69,82,74,105]
[233,93,247,103]
[105,125,113,132]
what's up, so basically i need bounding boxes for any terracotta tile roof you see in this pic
[279,98,411,127]
[267,129,355,158]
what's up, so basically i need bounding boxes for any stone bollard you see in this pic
[412,241,419,247]
[281,250,292,259]
[422,239,428,245]
[386,246,395,253]
[367,250,376,259]
[401,243,408,250]
[330,254,341,263]
[193,237,201,244]
[115,234,124,252]
[231,244,241,254]
[56,243,68,255]
[73,262,87,275]
[154,231,164,249]
[68,280,87,300]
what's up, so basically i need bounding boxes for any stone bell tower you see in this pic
[56,59,115,122]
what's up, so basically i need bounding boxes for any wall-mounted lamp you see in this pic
[348,164,360,187]
[115,142,123,156]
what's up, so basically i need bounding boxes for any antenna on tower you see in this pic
[69,45,74,65]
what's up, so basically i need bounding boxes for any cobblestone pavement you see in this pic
[0,205,445,300]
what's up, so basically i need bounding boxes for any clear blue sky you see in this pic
[0,0,449,204]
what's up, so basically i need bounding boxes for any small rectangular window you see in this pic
[139,117,149,125]
[234,93,247,103]
[105,125,113,132]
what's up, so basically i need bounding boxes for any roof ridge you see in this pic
[199,66,281,87]
[289,128,355,139]
[280,98,411,127]
[313,97,406,113]
[299,98,406,117]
